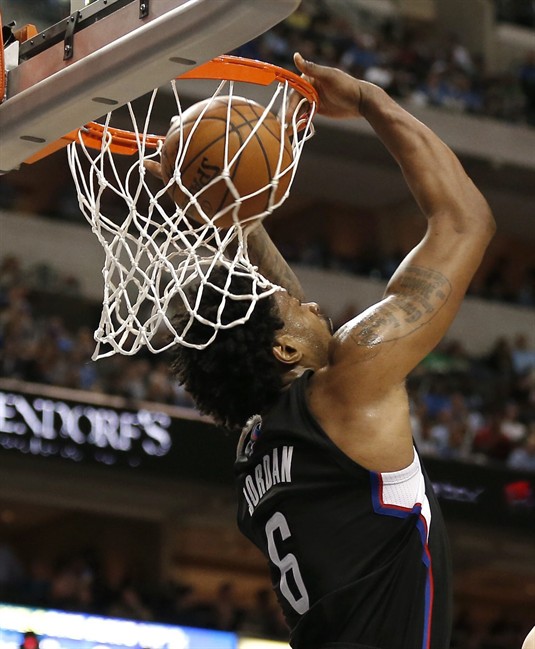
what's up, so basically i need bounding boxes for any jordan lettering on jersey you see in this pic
[242,445,294,515]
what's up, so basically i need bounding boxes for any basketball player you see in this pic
[170,53,496,649]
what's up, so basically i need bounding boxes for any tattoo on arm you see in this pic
[352,266,451,347]
[246,227,306,300]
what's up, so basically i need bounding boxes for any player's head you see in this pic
[170,266,284,430]
[170,266,333,430]
[270,290,333,372]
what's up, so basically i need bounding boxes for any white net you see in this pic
[68,68,315,359]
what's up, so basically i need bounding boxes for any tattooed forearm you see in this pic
[351,266,451,347]
[246,226,306,300]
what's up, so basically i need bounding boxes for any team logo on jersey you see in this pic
[242,414,263,458]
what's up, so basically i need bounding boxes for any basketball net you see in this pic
[67,56,317,359]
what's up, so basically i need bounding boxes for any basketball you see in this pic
[159,96,294,228]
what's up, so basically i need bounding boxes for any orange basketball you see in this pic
[160,96,294,228]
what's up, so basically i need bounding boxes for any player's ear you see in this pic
[272,334,302,365]
[143,159,163,180]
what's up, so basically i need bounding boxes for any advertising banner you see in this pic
[0,387,236,484]
[0,604,237,649]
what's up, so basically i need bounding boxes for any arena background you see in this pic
[0,1,534,648]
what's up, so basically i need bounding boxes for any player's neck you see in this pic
[281,364,313,389]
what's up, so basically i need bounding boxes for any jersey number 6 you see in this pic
[265,511,310,615]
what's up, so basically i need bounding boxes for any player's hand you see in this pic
[293,52,370,119]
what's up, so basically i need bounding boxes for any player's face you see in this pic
[273,290,333,368]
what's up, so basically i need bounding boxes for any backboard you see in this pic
[0,0,301,173]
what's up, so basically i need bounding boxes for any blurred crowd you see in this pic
[1,253,534,473]
[0,544,289,640]
[0,255,195,408]
[277,237,535,309]
[408,336,535,472]
[0,541,533,648]
[234,0,535,126]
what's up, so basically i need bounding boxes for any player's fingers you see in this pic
[279,55,313,127]
[293,52,309,73]
[293,52,328,80]
[143,159,163,180]
[280,89,309,128]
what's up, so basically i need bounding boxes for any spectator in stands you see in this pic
[511,333,535,375]
[48,558,84,612]
[483,336,517,399]
[115,359,152,401]
[208,582,244,631]
[238,587,290,639]
[444,420,472,461]
[500,400,528,444]
[507,426,535,471]
[0,537,25,602]
[23,557,53,608]
[167,582,218,628]
[411,67,483,114]
[422,375,453,418]
[412,411,441,458]
[429,408,456,457]
[145,360,176,403]
[107,580,153,621]
[0,256,23,294]
[472,412,513,463]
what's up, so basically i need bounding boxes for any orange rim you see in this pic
[78,122,163,154]
[180,55,318,104]
[25,55,318,161]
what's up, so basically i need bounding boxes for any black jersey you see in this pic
[234,370,452,649]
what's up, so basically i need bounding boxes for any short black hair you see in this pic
[170,266,284,431]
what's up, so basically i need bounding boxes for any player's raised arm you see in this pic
[294,53,496,384]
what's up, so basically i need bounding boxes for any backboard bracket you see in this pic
[140,0,150,19]
[63,11,81,61]
[19,0,132,61]
[0,0,301,174]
